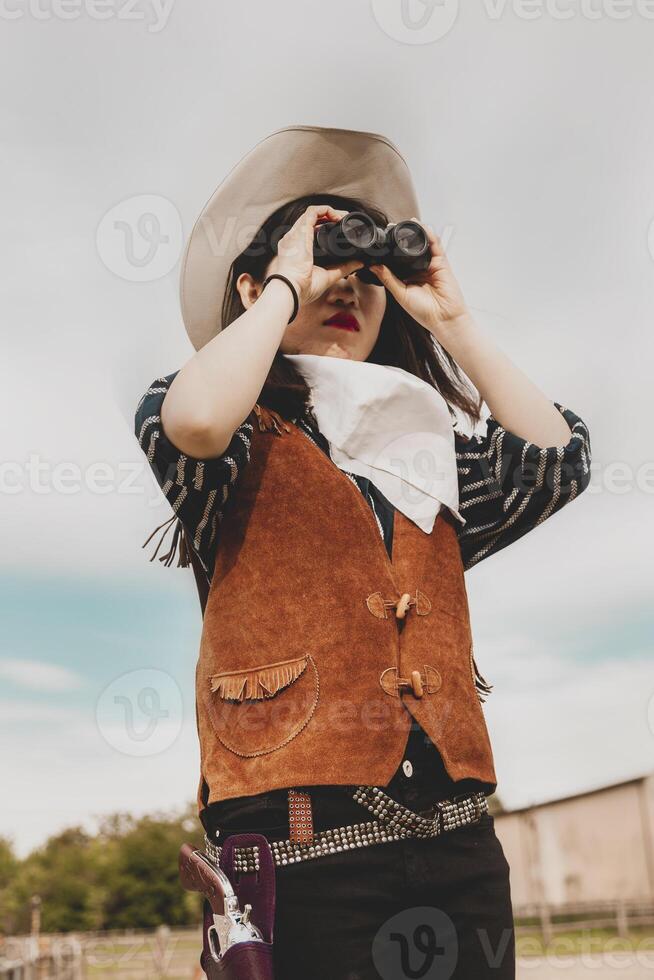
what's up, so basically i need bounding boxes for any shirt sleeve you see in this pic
[134,371,255,575]
[454,401,592,570]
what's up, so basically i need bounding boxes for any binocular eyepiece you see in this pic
[313,211,431,284]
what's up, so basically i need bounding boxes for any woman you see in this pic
[135,126,591,980]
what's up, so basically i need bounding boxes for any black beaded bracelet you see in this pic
[262,274,299,324]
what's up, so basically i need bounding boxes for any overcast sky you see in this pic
[1,0,653,856]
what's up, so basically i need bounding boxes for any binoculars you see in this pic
[313,211,431,284]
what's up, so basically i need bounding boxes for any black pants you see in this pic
[211,789,516,980]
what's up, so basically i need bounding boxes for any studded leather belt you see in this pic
[203,785,489,870]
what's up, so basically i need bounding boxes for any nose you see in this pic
[326,275,358,303]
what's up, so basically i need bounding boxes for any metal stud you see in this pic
[204,788,488,869]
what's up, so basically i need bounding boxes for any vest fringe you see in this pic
[210,654,308,701]
[253,402,292,436]
[141,514,191,568]
[471,651,493,703]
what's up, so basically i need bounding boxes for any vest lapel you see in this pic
[289,419,402,590]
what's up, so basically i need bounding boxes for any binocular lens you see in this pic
[391,221,428,256]
[341,213,376,249]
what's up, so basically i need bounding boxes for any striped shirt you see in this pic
[136,371,592,578]
[135,371,591,817]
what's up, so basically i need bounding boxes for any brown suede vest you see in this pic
[195,406,497,810]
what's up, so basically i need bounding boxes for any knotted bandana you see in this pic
[283,352,465,534]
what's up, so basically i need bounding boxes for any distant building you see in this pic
[494,771,654,905]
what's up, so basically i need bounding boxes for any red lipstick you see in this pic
[323,313,360,332]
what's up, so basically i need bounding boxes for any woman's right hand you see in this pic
[265,204,364,308]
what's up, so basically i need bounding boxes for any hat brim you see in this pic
[179,124,421,351]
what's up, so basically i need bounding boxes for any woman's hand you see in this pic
[368,220,469,338]
[370,222,574,449]
[266,204,364,307]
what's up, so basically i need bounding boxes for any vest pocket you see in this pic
[203,653,320,757]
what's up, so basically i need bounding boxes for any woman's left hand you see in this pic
[368,220,470,337]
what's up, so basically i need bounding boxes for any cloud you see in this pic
[0,708,200,858]
[484,653,654,810]
[0,658,85,693]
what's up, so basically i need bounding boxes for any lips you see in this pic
[323,313,360,332]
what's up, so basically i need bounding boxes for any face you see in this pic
[238,266,387,362]
[279,272,387,361]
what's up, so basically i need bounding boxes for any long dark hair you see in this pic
[221,193,482,428]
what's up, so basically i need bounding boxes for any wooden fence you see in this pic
[514,899,654,944]
[1,928,200,980]
[0,935,83,979]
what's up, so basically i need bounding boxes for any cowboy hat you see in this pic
[179,124,422,351]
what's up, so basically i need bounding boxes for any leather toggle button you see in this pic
[395,593,412,619]
[366,589,432,620]
[410,670,423,697]
[379,665,442,698]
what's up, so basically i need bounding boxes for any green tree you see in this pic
[100,808,203,930]
[0,804,204,935]
[0,837,20,934]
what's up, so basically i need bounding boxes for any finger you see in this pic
[305,204,348,223]
[410,217,444,259]
[300,205,347,244]
[322,259,365,286]
[324,206,349,218]
[314,209,348,231]
[368,263,405,298]
[427,227,446,259]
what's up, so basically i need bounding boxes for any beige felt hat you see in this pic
[179,124,422,351]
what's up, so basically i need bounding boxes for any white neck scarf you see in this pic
[282,353,466,534]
